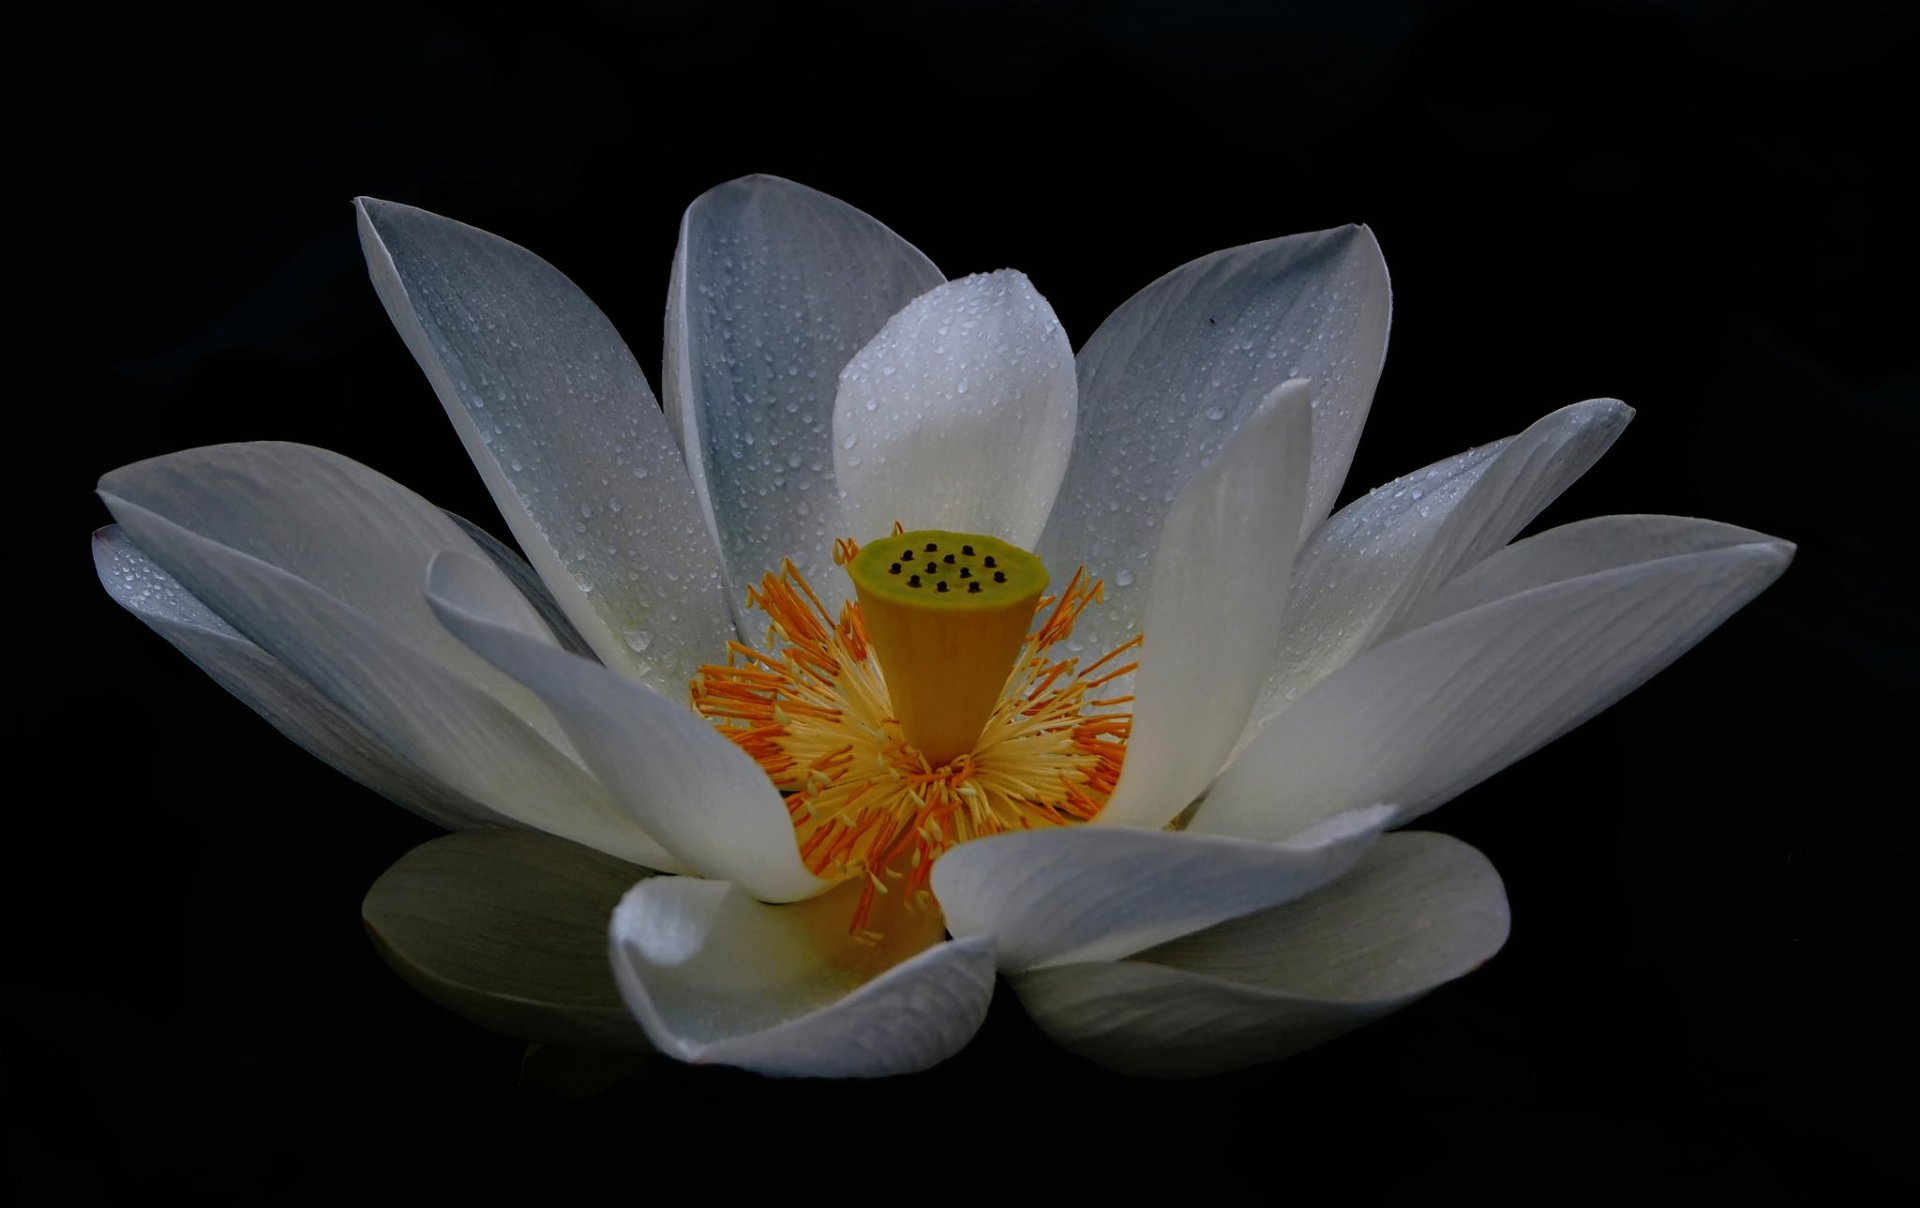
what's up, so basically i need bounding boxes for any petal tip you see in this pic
[1754,537,1797,567]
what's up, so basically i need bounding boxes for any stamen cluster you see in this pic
[691,544,1135,937]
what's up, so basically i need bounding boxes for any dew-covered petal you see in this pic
[1038,225,1390,665]
[101,497,678,869]
[358,198,734,697]
[932,803,1392,972]
[609,875,995,1077]
[1195,536,1793,842]
[666,175,945,622]
[833,270,1076,548]
[99,442,572,742]
[93,525,494,831]
[1010,831,1508,1077]
[1094,380,1312,829]
[1245,399,1632,735]
[441,510,596,659]
[428,551,826,902]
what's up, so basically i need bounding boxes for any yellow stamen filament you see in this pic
[689,532,1133,935]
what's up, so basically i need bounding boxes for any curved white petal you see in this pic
[441,510,596,659]
[94,525,493,831]
[1196,536,1793,842]
[427,551,826,902]
[1393,513,1778,634]
[101,497,677,869]
[98,442,565,739]
[357,198,734,698]
[1038,225,1390,667]
[932,803,1392,972]
[1246,398,1633,735]
[1010,832,1508,1077]
[833,270,1076,547]
[666,175,945,622]
[1093,380,1313,829]
[609,876,995,1078]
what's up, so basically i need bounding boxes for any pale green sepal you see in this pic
[363,829,656,1052]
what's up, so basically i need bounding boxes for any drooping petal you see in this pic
[357,198,734,698]
[833,270,1076,548]
[427,551,827,903]
[665,175,945,621]
[101,496,680,869]
[1245,399,1633,734]
[1039,225,1390,666]
[1195,535,1793,842]
[93,525,493,831]
[1010,832,1508,1077]
[609,876,995,1078]
[932,803,1392,971]
[98,443,563,735]
[1094,380,1313,829]
[363,829,655,1052]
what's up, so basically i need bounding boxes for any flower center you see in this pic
[846,529,1049,765]
[690,528,1138,937]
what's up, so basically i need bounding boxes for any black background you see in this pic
[20,0,1915,1198]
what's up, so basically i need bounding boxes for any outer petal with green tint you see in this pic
[364,830,656,1051]
[932,804,1393,971]
[1010,833,1508,1077]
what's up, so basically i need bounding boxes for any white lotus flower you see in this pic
[92,175,1790,1079]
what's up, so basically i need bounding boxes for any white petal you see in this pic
[833,271,1076,548]
[441,510,596,659]
[1195,535,1793,842]
[932,803,1392,971]
[94,525,493,831]
[427,552,826,902]
[1246,398,1633,735]
[1038,225,1390,667]
[1392,513,1778,634]
[1010,832,1508,1077]
[357,198,735,697]
[1094,380,1313,828]
[98,442,569,743]
[102,497,679,870]
[609,876,995,1077]
[665,175,944,622]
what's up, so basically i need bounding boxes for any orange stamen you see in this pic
[688,545,1135,936]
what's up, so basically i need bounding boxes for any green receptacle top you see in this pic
[848,529,1047,611]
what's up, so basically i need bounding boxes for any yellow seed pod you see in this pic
[848,529,1048,767]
